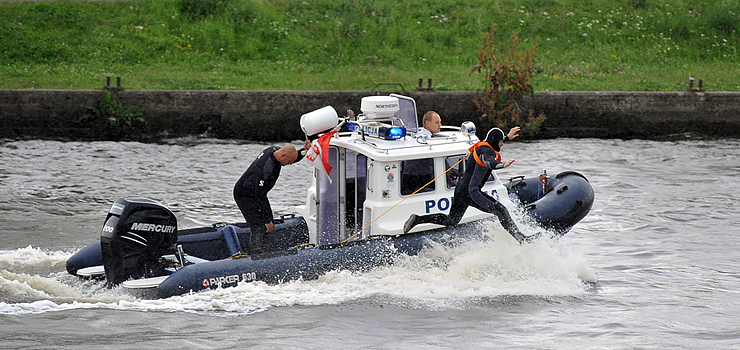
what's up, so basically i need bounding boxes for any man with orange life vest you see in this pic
[402,126,536,244]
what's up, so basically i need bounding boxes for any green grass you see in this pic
[1,0,739,91]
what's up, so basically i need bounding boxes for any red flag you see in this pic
[306,130,338,183]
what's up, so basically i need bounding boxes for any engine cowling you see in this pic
[100,197,178,285]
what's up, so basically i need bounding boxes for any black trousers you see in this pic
[234,193,272,255]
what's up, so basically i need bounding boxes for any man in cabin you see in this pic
[402,111,443,194]
[234,141,311,255]
[415,111,442,138]
[403,126,537,244]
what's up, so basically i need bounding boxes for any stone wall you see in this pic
[1,89,738,140]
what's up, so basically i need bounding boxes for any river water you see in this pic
[0,137,738,349]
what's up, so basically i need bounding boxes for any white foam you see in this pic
[0,246,70,271]
[1,271,80,300]
[334,223,595,309]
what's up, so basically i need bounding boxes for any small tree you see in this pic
[78,91,146,140]
[472,26,546,137]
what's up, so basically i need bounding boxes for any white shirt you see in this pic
[415,128,433,138]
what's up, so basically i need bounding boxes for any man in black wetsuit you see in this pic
[234,141,311,255]
[403,126,536,244]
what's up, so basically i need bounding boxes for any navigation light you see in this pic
[379,126,406,140]
[461,121,476,137]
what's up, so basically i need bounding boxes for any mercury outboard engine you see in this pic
[100,197,178,285]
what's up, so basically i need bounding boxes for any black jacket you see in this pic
[233,146,307,225]
[235,146,282,199]
[454,144,504,204]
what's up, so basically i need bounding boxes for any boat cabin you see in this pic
[296,94,511,245]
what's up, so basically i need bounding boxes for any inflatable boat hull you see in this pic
[505,171,595,234]
[66,215,309,277]
[66,172,593,298]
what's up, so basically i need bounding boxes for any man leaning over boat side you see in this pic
[233,140,312,255]
[415,111,442,138]
[403,126,538,244]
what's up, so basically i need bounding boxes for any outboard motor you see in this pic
[100,197,178,285]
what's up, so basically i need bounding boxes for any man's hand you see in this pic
[265,221,274,233]
[503,159,516,168]
[303,139,312,150]
[507,126,521,141]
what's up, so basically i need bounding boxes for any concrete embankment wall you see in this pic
[1,89,738,140]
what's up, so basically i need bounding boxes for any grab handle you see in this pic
[367,162,373,192]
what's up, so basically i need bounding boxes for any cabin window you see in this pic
[344,150,367,236]
[345,151,357,235]
[391,94,419,134]
[354,154,367,233]
[318,146,340,245]
[400,158,435,195]
[445,155,466,188]
[487,172,497,183]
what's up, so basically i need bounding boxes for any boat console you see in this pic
[296,95,506,246]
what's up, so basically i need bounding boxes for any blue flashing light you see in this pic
[379,126,406,140]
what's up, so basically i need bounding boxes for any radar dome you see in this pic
[360,96,400,120]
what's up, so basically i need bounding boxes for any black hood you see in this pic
[484,128,505,151]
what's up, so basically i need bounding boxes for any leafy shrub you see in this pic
[472,26,546,137]
[78,92,146,139]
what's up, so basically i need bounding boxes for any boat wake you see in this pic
[1,227,595,316]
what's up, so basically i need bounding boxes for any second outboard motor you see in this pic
[100,197,178,285]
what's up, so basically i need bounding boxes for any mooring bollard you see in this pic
[416,78,434,91]
[687,77,705,92]
[105,77,124,91]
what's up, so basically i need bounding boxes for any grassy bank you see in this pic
[1,0,738,91]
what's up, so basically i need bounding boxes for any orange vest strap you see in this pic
[468,142,501,167]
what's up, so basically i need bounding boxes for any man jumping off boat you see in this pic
[403,126,537,244]
[234,141,311,255]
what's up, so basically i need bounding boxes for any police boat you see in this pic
[66,94,594,298]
